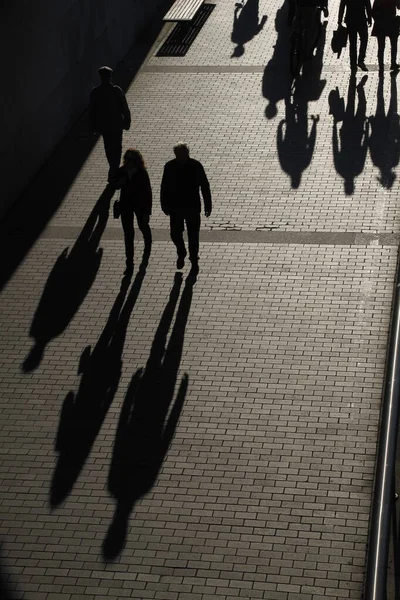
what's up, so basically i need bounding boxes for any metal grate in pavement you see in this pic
[156,3,215,57]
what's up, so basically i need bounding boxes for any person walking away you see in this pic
[371,0,400,71]
[338,0,372,71]
[89,66,131,181]
[161,143,212,276]
[111,149,152,275]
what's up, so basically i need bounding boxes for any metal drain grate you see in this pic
[157,4,215,57]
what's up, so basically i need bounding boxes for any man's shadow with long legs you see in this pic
[329,75,369,195]
[276,22,326,188]
[231,0,268,58]
[50,256,148,507]
[369,73,400,189]
[102,272,194,561]
[262,0,292,119]
[22,187,114,373]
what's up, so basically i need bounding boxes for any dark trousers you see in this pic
[377,35,398,69]
[169,213,201,264]
[348,22,368,68]
[121,211,152,265]
[102,131,123,180]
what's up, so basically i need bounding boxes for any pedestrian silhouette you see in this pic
[111,148,152,276]
[330,75,369,195]
[231,0,268,57]
[50,255,148,507]
[262,0,292,119]
[338,0,372,72]
[161,143,212,276]
[22,188,112,373]
[103,273,193,560]
[277,94,319,188]
[89,66,131,181]
[371,0,400,71]
[369,73,400,188]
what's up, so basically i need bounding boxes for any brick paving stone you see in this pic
[1,0,400,599]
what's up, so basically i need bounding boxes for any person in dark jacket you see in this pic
[338,0,372,71]
[112,149,152,275]
[371,0,400,71]
[161,143,212,275]
[89,66,131,181]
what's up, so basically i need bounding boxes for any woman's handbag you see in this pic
[331,25,348,58]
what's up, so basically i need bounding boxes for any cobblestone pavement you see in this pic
[1,0,400,598]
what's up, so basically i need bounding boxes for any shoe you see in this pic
[176,255,185,269]
[357,61,368,71]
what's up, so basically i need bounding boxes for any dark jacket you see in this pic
[161,158,212,216]
[112,166,152,215]
[89,82,131,133]
[372,0,400,36]
[338,0,372,24]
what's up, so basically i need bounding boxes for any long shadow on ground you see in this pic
[22,187,112,373]
[103,272,194,561]
[276,22,326,188]
[50,255,149,507]
[369,73,400,190]
[329,74,369,195]
[231,0,268,58]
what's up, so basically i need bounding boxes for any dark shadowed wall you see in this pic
[0,0,166,218]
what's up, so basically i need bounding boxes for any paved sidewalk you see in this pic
[1,1,400,599]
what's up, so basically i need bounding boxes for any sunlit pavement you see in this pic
[1,0,399,598]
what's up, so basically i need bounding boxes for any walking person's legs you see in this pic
[136,213,152,257]
[358,22,368,69]
[348,28,358,71]
[102,131,123,181]
[169,214,187,269]
[377,35,386,71]
[120,210,135,273]
[185,213,201,271]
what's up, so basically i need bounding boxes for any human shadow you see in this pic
[231,0,268,58]
[276,23,326,188]
[22,187,113,373]
[369,73,400,189]
[50,256,148,507]
[262,0,292,119]
[329,75,369,196]
[102,272,193,561]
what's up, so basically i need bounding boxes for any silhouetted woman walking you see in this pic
[372,0,400,71]
[112,148,152,275]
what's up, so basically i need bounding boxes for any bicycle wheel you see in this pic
[290,32,302,78]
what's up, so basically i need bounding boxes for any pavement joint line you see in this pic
[142,64,385,73]
[29,226,400,245]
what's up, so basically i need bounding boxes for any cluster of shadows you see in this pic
[258,0,400,194]
[45,205,194,559]
[330,72,400,194]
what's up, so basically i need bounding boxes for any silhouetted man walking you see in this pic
[161,143,212,275]
[89,66,131,181]
[338,0,372,72]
